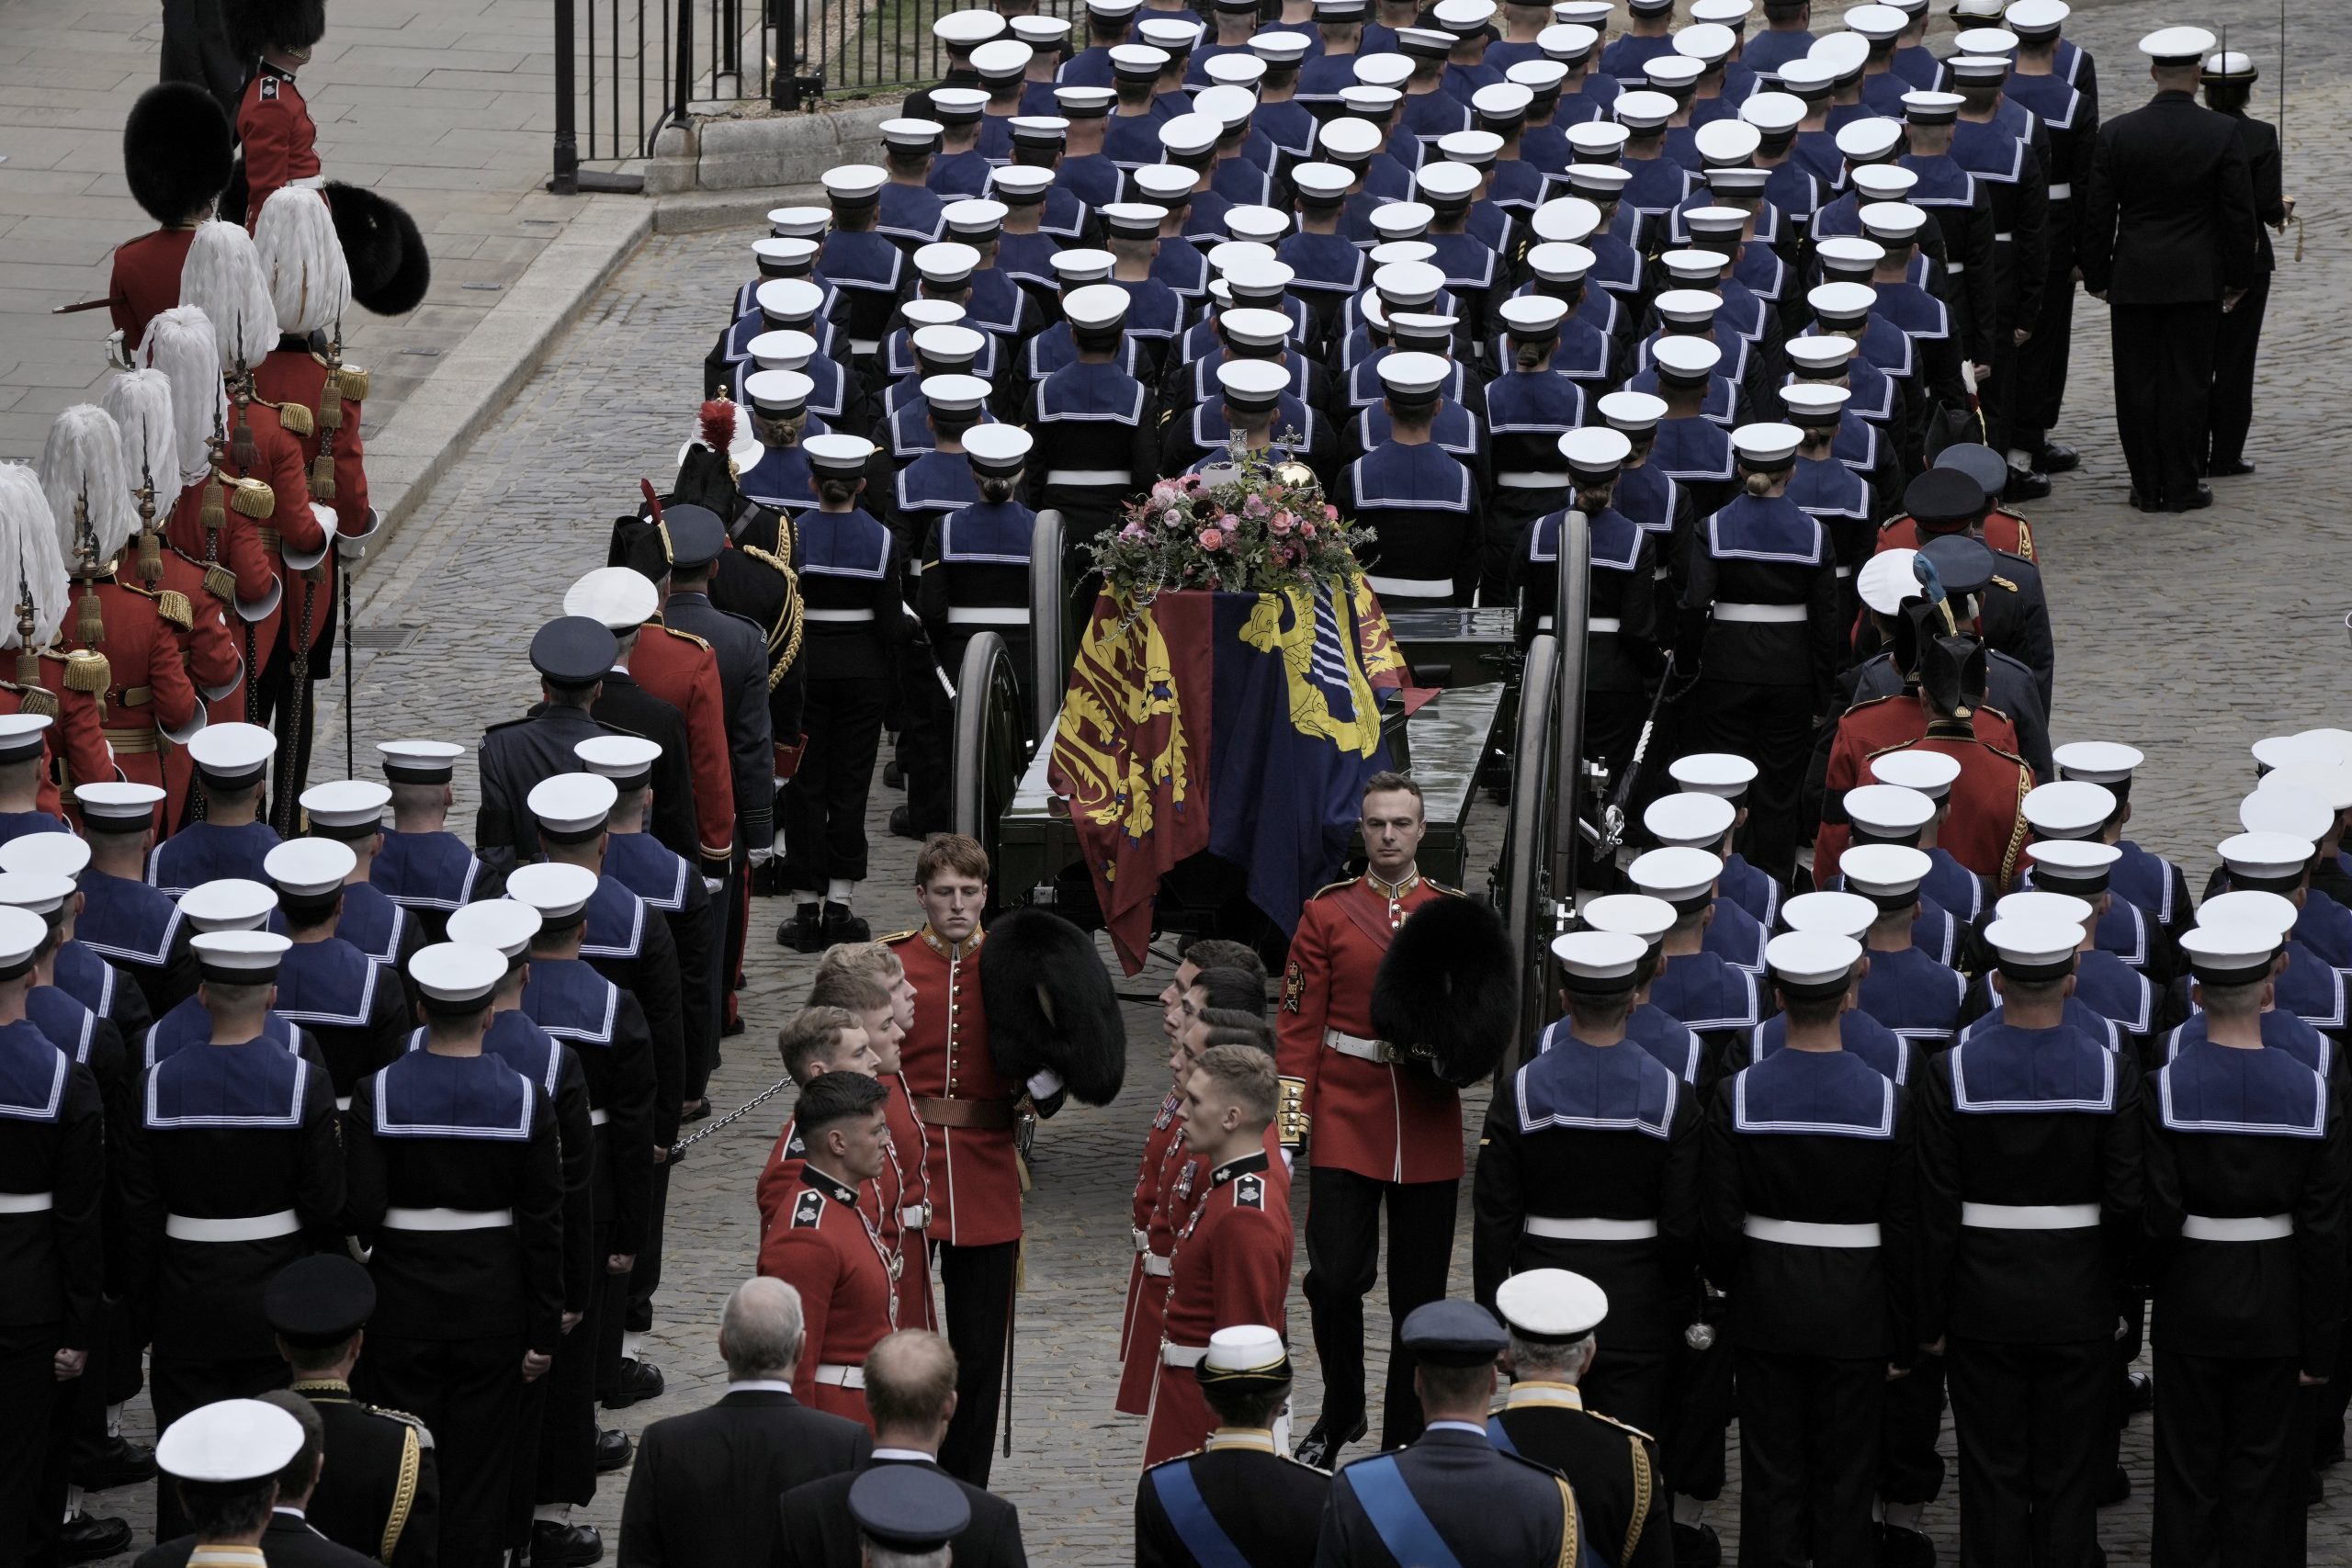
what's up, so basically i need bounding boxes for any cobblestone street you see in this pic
[66,0,2352,1557]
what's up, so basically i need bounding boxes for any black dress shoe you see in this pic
[73,1432,157,1490]
[2123,1369,2154,1415]
[1293,1414,1368,1470]
[2165,484,2214,513]
[1670,1521,1723,1568]
[530,1519,605,1566]
[680,1098,710,1123]
[888,804,923,840]
[2097,1464,2132,1506]
[883,760,905,790]
[2004,467,2052,502]
[820,902,871,946]
[2038,441,2081,473]
[2312,1469,2327,1507]
[600,1356,665,1409]
[56,1512,132,1564]
[2127,487,2157,513]
[595,1427,634,1472]
[1878,1523,1938,1566]
[776,903,824,953]
[2210,457,2256,477]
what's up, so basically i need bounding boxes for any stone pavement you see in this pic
[64,0,2352,1561]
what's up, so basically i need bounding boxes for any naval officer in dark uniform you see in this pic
[1316,1299,1589,1568]
[262,1256,440,1568]
[1489,1269,1671,1568]
[2078,25,2258,513]
[2200,48,2289,479]
[1136,1325,1331,1568]
[475,617,620,881]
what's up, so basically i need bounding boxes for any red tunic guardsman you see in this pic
[1118,1087,1196,1416]
[1874,721,2034,892]
[870,1070,937,1333]
[623,621,738,879]
[0,468,113,813]
[888,923,1020,1245]
[1873,506,2037,564]
[234,0,326,233]
[1815,694,2021,882]
[1143,1145,1294,1467]
[109,84,234,355]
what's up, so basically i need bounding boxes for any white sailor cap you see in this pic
[2024,838,2120,895]
[1438,129,1505,167]
[527,773,618,844]
[1526,242,1596,283]
[1053,85,1118,116]
[1643,54,1703,93]
[75,780,165,829]
[1625,845,1724,910]
[743,370,814,418]
[374,739,462,787]
[1510,58,1570,92]
[409,942,507,1011]
[444,897,540,964]
[158,1399,306,1485]
[1473,83,1533,122]
[1086,0,1140,16]
[2262,761,2352,815]
[2252,733,2348,774]
[575,734,663,790]
[1781,382,1850,425]
[1766,931,1862,997]
[2206,50,2257,80]
[1193,84,1259,130]
[1667,752,1757,802]
[1839,843,1932,907]
[1373,260,1445,306]
[1859,201,1927,244]
[1367,240,1434,270]
[911,324,985,368]
[2050,739,2142,788]
[187,722,277,790]
[929,86,991,123]
[1686,206,1751,242]
[1552,0,1611,23]
[961,423,1033,478]
[1946,51,2010,85]
[2020,779,2115,840]
[933,7,1005,46]
[1612,89,1677,130]
[989,165,1055,202]
[1731,422,1804,466]
[1577,892,1677,948]
[1138,16,1204,49]
[880,118,944,151]
[2138,25,2214,63]
[1981,917,2083,981]
[2005,0,2067,35]
[1223,257,1294,299]
[752,237,820,276]
[915,241,982,287]
[0,831,87,883]
[746,329,816,372]
[1549,929,1649,993]
[918,373,992,415]
[1219,309,1293,350]
[1198,1324,1286,1380]
[1386,310,1458,346]
[2217,829,2317,892]
[1206,54,1268,86]
[2198,888,2298,943]
[1834,116,1905,161]
[1159,113,1223,158]
[1643,790,1736,849]
[1130,165,1197,206]
[2177,922,2282,987]
[1786,333,1858,370]
[505,862,599,929]
[1498,294,1568,339]
[1532,196,1603,243]
[1352,52,1416,89]
[1314,0,1370,17]
[1660,251,1727,283]
[1996,887,2094,930]
[1434,0,1497,30]
[1251,31,1313,63]
[1495,1268,1608,1340]
[1062,283,1130,331]
[1208,239,1278,276]
[1097,201,1168,240]
[1781,889,1877,939]
[1557,425,1632,479]
[1810,31,1871,80]
[1808,280,1877,322]
[1292,162,1354,203]
[0,714,50,766]
[1691,0,1752,23]
[1566,121,1631,159]
[1650,335,1722,383]
[186,930,288,988]
[1842,172,1915,211]
[1226,205,1291,243]
[754,278,823,323]
[1396,25,1454,56]
[1050,248,1118,285]
[1109,42,1170,77]
[1844,783,1936,842]
[1902,88,1966,123]
[1216,359,1291,412]
[1775,57,1838,96]
[766,205,831,239]
[1011,14,1069,45]
[563,565,658,633]
[1870,749,1960,800]
[1740,91,1806,137]
[969,39,1033,78]
[263,838,356,908]
[1369,201,1435,241]
[1416,162,1481,207]
[1654,285,1723,322]
[1844,3,1907,38]
[1376,351,1450,399]
[1340,84,1401,115]
[1597,389,1668,434]
[299,779,390,840]
[942,198,1008,240]
[820,165,888,204]
[1952,25,2018,53]
[181,877,277,932]
[0,874,70,932]
[1676,22,1737,64]
[1855,547,1920,615]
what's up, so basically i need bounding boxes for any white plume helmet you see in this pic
[254,187,353,337]
[37,405,138,570]
[138,307,228,483]
[177,220,279,372]
[0,465,71,649]
[101,369,180,500]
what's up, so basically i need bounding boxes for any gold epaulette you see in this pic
[653,621,710,651]
[1988,573,2018,592]
[222,472,274,521]
[153,589,193,629]
[1587,1408,1657,1443]
[263,396,314,437]
[15,685,57,718]
[1425,879,1464,897]
[877,928,921,944]
[61,649,109,695]
[338,364,369,402]
[203,564,237,602]
[1307,878,1355,901]
[2012,517,2035,560]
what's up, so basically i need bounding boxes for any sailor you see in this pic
[260,838,409,1108]
[474,616,617,879]
[2144,918,2345,1564]
[1134,1325,1331,1568]
[1483,296,1590,591]
[2049,740,2195,944]
[2200,835,2352,1043]
[706,231,834,401]
[150,722,283,895]
[810,167,908,373]
[1623,846,1767,1084]
[2237,778,2352,972]
[1705,930,1917,1567]
[2001,0,2092,482]
[576,732,715,1065]
[1642,794,1772,975]
[1992,863,2171,1059]
[1473,928,1699,1455]
[141,878,321,1068]
[944,199,1046,347]
[1164,356,1332,492]
[2021,779,2175,980]
[261,1256,440,1568]
[370,739,493,943]
[294,778,422,977]
[1316,1299,1589,1565]
[1736,892,1914,1089]
[74,781,197,1016]
[912,423,1035,813]
[114,924,338,1538]
[1942,54,2052,496]
[1336,352,1482,608]
[1846,841,1973,1048]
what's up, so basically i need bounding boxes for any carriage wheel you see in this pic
[1028,509,1068,743]
[952,631,1028,887]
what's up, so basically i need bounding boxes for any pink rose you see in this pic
[1303,522,1317,538]
[1270,511,1294,535]
[1180,473,1205,493]
[1198,527,1225,550]
[1243,493,1270,518]
[1121,522,1146,539]
[1152,481,1179,502]
[1323,503,1340,522]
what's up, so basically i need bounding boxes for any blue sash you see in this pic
[1349,1455,1462,1568]
[1149,1462,1253,1568]
[1486,1416,1518,1454]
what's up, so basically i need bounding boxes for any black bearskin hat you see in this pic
[326,183,432,315]
[123,84,234,226]
[1371,895,1517,1089]
[225,0,328,58]
[979,907,1127,1106]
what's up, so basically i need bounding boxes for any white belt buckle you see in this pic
[382,1206,515,1232]
[1959,1201,2100,1231]
[1160,1342,1208,1368]
[899,1202,932,1230]
[1584,616,1621,634]
[165,1209,301,1243]
[1742,1215,1882,1247]
[1523,1214,1658,1241]
[1132,1225,1150,1254]
[589,1108,611,1126]
[2180,1213,2294,1243]
[0,1190,54,1214]
[1323,1028,1405,1065]
[1142,1253,1174,1278]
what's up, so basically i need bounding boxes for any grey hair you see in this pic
[868,1546,951,1568]
[721,1277,805,1379]
[177,220,280,371]
[1509,1331,1596,1382]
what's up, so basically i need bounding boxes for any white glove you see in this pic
[1280,1146,1295,1174]
[1025,1068,1065,1101]
[702,876,725,895]
[748,845,775,869]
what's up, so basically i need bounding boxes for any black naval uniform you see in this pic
[116,1026,345,1539]
[477,703,616,880]
[134,1509,381,1567]
[2207,101,2285,474]
[76,866,198,1018]
[1487,1383,1670,1568]
[2078,87,2259,511]
[1513,504,1662,795]
[2143,1039,2347,1565]
[1336,439,1483,608]
[2007,64,2097,470]
[1315,1424,1583,1568]
[1136,1430,1333,1568]
[912,494,1039,835]
[1917,1017,2142,1568]
[346,1048,566,1568]
[0,1017,103,1566]
[1019,357,1161,604]
[293,1378,442,1568]
[275,930,414,1108]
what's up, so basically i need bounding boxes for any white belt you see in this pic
[2047,183,2071,199]
[1834,565,1854,579]
[804,608,876,622]
[1524,1215,1658,1240]
[1045,468,1132,486]
[1132,1225,1151,1254]
[1365,573,1453,600]
[814,1363,867,1387]
[1713,602,1807,624]
[945,605,1029,626]
[1143,1253,1174,1277]
[0,1190,53,1213]
[589,1108,610,1126]
[899,1202,932,1230]
[1324,1027,1406,1064]
[1961,1201,2099,1231]
[382,1207,514,1232]
[335,1095,352,1111]
[848,338,882,355]
[1946,260,1966,275]
[2181,1213,2294,1242]
[1743,1216,1882,1247]
[1498,471,1570,489]
[1160,1342,1209,1368]
[288,175,327,190]
[1584,616,1620,633]
[167,1210,300,1242]
[1994,231,2015,242]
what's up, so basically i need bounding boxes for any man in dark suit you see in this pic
[775,1329,1030,1568]
[617,1277,871,1567]
[139,1391,379,1568]
[2078,25,2259,514]
[2200,48,2290,479]
[477,617,625,880]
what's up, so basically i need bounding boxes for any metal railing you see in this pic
[551,0,692,191]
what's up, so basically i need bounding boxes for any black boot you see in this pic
[73,1432,157,1491]
[529,1518,605,1566]
[56,1512,133,1565]
[776,902,824,953]
[594,1427,634,1471]
[821,902,871,946]
[600,1355,665,1409]
[1293,1413,1367,1471]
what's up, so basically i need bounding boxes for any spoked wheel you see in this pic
[952,631,1029,886]
[1029,509,1067,743]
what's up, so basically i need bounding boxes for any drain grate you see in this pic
[348,626,420,652]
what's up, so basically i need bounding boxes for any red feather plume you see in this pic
[699,399,737,454]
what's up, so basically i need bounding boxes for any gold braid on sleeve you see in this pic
[382,1422,420,1561]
